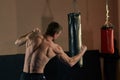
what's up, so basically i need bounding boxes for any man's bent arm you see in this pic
[56,45,87,67]
[15,31,33,46]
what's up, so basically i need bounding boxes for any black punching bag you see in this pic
[68,12,83,66]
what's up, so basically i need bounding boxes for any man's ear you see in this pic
[55,33,59,38]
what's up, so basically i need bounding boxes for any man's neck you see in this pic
[44,35,54,42]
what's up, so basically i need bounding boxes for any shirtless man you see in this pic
[15,21,87,80]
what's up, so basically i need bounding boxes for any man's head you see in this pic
[45,21,62,39]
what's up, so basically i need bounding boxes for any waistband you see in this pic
[30,73,44,76]
[22,72,44,75]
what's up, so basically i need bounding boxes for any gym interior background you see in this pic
[0,0,120,80]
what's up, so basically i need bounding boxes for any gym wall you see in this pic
[0,0,118,55]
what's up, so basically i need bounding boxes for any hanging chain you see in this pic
[106,0,110,26]
[73,0,77,13]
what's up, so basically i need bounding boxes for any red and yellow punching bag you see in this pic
[101,23,114,54]
[101,0,114,54]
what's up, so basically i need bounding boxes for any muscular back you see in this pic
[23,37,56,73]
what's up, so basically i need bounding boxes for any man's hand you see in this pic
[80,45,87,55]
[28,28,41,39]
[33,28,41,33]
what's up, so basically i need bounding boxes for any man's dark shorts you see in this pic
[20,72,46,80]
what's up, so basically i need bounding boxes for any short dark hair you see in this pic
[45,21,62,36]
